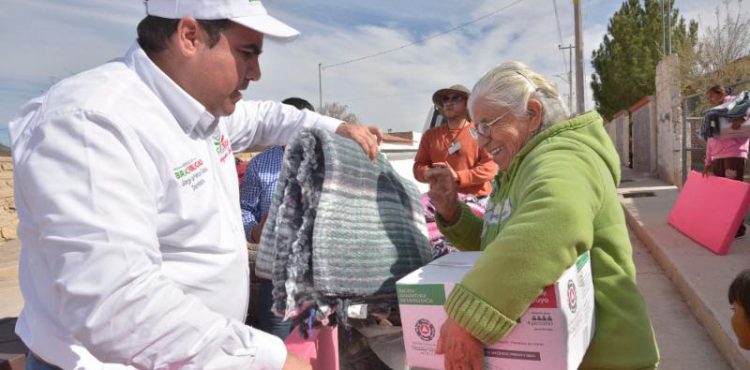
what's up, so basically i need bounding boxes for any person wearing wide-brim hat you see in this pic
[413,84,497,200]
[432,84,471,110]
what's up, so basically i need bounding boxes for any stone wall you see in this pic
[654,54,684,186]
[630,96,657,175]
[0,156,17,241]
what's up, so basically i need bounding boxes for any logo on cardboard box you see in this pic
[567,279,577,313]
[415,319,436,341]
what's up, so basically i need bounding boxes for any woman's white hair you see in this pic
[468,61,570,131]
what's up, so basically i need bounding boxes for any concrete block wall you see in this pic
[604,120,617,145]
[612,110,630,167]
[630,96,658,175]
[654,54,684,187]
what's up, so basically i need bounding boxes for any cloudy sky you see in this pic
[0,0,718,146]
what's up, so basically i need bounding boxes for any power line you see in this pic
[321,0,527,70]
[336,90,435,103]
[552,0,568,71]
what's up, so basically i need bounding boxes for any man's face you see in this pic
[441,94,468,120]
[190,22,263,116]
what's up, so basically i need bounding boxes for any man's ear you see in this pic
[174,17,202,56]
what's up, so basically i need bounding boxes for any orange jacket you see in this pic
[413,122,497,196]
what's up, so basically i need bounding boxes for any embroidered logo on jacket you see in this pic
[173,158,208,191]
[212,132,233,163]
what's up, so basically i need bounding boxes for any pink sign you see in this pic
[668,170,750,255]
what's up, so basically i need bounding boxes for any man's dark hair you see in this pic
[728,269,750,318]
[137,16,231,54]
[282,97,315,112]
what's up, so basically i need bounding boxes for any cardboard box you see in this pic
[396,251,594,370]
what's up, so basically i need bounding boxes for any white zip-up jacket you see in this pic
[9,43,341,369]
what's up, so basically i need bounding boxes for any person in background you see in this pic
[729,269,750,350]
[427,61,659,370]
[413,84,497,201]
[236,157,249,186]
[241,97,315,339]
[703,84,749,239]
[9,1,381,369]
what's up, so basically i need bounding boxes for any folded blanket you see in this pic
[701,91,750,140]
[256,128,432,319]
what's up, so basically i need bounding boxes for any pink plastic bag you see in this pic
[284,325,339,370]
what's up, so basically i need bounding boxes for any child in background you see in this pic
[728,269,750,350]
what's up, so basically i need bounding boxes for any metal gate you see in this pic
[681,94,704,184]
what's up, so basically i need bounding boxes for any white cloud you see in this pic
[0,0,718,144]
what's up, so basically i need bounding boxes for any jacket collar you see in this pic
[123,42,218,137]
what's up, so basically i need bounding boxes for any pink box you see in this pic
[667,170,750,255]
[284,325,339,370]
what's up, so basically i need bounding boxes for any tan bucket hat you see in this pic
[432,84,470,106]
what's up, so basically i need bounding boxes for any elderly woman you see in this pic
[426,62,659,370]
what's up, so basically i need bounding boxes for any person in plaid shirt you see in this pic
[240,97,315,339]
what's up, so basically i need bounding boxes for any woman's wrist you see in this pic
[440,202,462,226]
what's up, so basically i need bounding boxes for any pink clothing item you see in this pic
[704,94,750,166]
[705,137,749,166]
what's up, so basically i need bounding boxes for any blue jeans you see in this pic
[25,353,62,370]
[256,278,292,340]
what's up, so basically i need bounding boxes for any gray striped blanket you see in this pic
[255,127,432,319]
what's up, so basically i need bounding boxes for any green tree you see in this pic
[679,0,750,100]
[591,0,698,119]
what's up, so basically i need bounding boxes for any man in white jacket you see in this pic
[9,1,380,369]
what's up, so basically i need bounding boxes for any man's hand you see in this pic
[436,318,484,370]
[335,123,383,161]
[425,163,460,224]
[281,352,312,370]
[250,213,268,243]
[702,163,713,178]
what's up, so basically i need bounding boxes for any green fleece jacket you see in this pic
[438,111,659,369]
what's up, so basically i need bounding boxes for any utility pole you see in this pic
[559,44,574,114]
[661,0,666,55]
[318,63,323,110]
[667,0,672,54]
[573,0,585,114]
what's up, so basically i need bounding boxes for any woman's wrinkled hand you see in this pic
[425,163,460,224]
[436,318,484,370]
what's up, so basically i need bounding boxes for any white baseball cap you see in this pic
[145,0,300,41]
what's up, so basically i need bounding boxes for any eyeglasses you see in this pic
[441,95,464,105]
[469,110,513,140]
